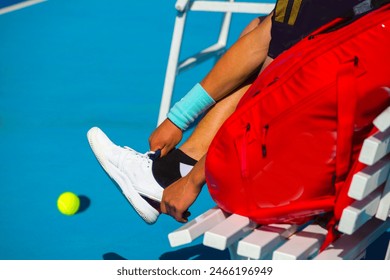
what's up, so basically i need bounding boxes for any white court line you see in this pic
[0,0,47,15]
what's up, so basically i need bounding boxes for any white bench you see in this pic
[168,105,390,260]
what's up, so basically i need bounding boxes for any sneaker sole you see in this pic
[87,127,159,224]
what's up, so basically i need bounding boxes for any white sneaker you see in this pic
[87,127,164,224]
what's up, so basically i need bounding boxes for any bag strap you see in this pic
[318,57,359,252]
[335,57,359,180]
[321,61,382,249]
[320,128,376,251]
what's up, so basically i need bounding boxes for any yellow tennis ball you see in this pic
[57,192,80,216]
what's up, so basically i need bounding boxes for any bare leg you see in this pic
[179,17,267,160]
[201,16,271,101]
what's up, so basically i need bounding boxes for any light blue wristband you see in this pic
[167,83,216,131]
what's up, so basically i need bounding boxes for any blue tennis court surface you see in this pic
[0,0,388,260]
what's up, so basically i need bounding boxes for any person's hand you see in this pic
[149,119,183,157]
[160,157,206,222]
[160,175,201,222]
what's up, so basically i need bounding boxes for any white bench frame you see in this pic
[157,0,275,125]
[168,104,390,260]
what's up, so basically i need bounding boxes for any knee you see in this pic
[239,17,262,37]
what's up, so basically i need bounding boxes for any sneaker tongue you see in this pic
[148,149,161,161]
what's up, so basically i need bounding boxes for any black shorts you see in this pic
[268,0,364,58]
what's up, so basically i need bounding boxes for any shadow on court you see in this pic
[77,195,91,214]
[102,245,229,260]
[365,231,390,260]
[103,252,127,260]
[159,244,230,260]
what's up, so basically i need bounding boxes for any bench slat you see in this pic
[338,188,382,234]
[385,240,390,260]
[375,172,390,221]
[168,207,227,247]
[203,214,256,251]
[373,105,390,132]
[348,156,390,200]
[272,224,327,260]
[236,224,298,259]
[358,129,390,166]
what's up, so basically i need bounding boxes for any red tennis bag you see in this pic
[205,4,390,227]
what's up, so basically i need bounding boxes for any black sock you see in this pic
[152,148,198,188]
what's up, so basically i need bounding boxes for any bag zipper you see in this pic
[258,81,336,160]
[261,124,269,158]
[240,123,251,178]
